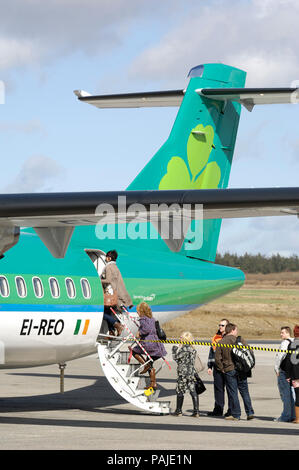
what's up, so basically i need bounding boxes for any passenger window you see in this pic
[15,276,27,298]
[65,278,76,298]
[33,277,44,298]
[81,278,91,299]
[0,276,9,297]
[49,277,60,298]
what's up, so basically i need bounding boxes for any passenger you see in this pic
[130,302,167,390]
[101,250,132,336]
[172,331,203,417]
[103,309,123,337]
[274,326,295,422]
[215,323,254,421]
[283,325,299,424]
[207,318,231,417]
[215,322,241,420]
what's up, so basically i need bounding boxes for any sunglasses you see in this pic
[219,324,226,327]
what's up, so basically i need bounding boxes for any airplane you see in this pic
[1,62,299,412]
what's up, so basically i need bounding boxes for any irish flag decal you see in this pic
[74,319,90,335]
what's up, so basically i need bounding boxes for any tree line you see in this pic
[215,252,299,274]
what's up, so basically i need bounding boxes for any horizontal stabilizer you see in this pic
[75,90,185,108]
[197,87,299,111]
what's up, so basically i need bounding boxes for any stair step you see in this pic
[96,309,170,414]
[97,343,170,415]
[147,389,160,401]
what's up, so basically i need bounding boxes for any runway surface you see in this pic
[0,343,298,451]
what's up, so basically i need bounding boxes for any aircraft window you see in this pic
[65,278,76,298]
[0,276,9,297]
[49,277,60,298]
[81,278,91,299]
[32,277,44,298]
[15,276,27,298]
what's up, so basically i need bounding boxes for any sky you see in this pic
[1,0,299,256]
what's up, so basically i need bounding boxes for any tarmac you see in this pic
[0,342,298,453]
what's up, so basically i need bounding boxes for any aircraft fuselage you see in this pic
[0,228,245,368]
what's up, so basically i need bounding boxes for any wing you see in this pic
[0,187,299,257]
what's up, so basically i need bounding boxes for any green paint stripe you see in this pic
[74,320,81,335]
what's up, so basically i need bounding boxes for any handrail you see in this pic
[110,307,152,358]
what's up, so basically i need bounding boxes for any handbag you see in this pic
[194,353,205,373]
[194,372,206,395]
[155,320,167,341]
[103,285,118,306]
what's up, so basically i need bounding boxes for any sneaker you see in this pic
[247,415,254,420]
[225,416,240,421]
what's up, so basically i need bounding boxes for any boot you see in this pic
[172,394,184,416]
[114,322,124,336]
[134,353,145,367]
[140,362,152,374]
[190,392,199,417]
[134,354,151,374]
[294,406,299,424]
[145,368,157,390]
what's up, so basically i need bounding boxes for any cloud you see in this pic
[0,37,43,70]
[218,215,299,256]
[3,155,65,193]
[0,119,46,135]
[129,0,299,87]
[0,0,184,71]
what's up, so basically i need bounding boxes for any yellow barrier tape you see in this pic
[125,337,297,354]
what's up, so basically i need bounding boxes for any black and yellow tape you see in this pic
[126,337,297,354]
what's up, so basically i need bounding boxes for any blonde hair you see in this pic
[137,302,152,318]
[180,331,194,343]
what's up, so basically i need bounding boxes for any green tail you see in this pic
[127,63,246,262]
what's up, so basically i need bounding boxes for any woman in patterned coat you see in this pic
[172,332,201,417]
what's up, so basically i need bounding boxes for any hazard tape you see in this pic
[119,308,297,354]
[125,337,297,354]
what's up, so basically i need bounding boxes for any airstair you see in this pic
[96,308,171,414]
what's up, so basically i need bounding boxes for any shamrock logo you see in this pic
[159,124,221,190]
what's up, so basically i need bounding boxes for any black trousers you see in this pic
[213,367,230,412]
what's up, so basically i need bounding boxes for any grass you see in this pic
[163,271,299,340]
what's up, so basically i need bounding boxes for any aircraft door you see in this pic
[85,249,106,277]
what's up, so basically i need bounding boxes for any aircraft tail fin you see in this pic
[127,63,246,262]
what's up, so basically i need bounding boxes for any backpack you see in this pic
[155,320,167,341]
[232,336,255,375]
[279,338,292,372]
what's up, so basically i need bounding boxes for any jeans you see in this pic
[277,370,295,421]
[224,370,241,419]
[237,375,254,416]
